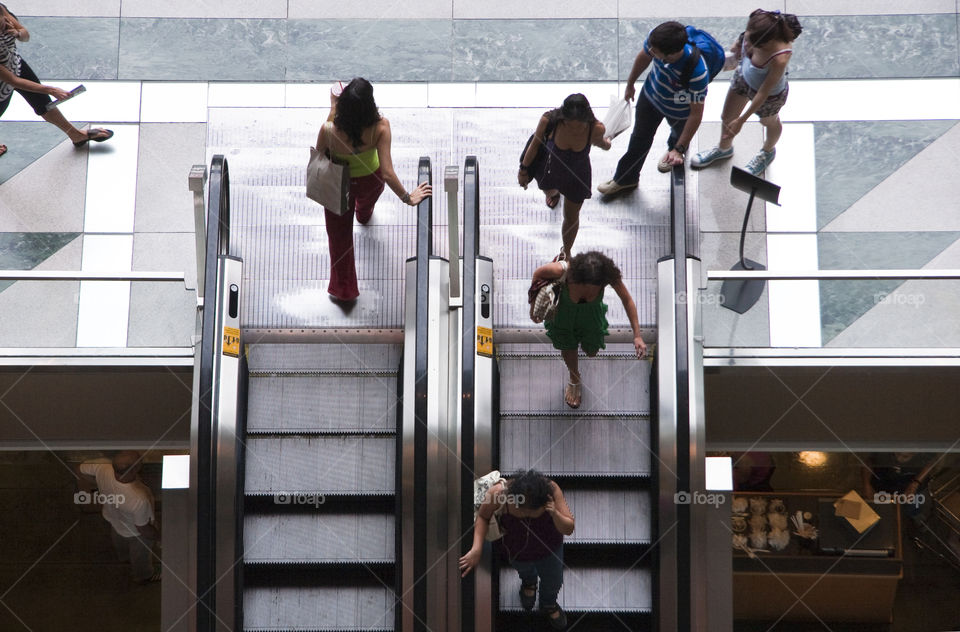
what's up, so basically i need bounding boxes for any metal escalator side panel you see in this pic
[213,257,244,632]
[471,259,495,632]
[401,257,423,632]
[656,258,679,632]
[193,155,230,632]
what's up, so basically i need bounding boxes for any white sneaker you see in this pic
[597,179,637,196]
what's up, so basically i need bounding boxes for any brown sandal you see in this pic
[564,381,581,409]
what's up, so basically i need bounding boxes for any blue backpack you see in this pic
[680,25,726,88]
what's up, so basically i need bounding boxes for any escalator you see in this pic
[240,342,401,631]
[193,155,438,632]
[494,347,654,630]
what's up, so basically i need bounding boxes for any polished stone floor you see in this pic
[1,2,959,347]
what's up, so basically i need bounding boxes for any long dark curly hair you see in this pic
[568,251,622,287]
[506,469,553,509]
[334,77,382,148]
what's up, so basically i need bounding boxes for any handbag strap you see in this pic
[558,260,569,284]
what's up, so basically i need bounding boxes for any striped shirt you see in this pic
[0,6,22,102]
[641,35,709,119]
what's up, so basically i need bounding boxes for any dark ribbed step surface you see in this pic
[242,343,400,632]
[496,347,654,630]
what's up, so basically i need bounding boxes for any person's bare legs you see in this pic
[40,107,88,144]
[560,348,580,408]
[718,92,750,150]
[561,198,583,260]
[759,114,782,152]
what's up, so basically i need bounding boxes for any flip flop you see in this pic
[546,192,561,209]
[73,128,114,147]
[564,381,581,409]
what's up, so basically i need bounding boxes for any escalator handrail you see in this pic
[668,163,691,632]
[460,156,480,629]
[411,156,433,632]
[196,154,230,631]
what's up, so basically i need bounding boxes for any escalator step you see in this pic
[500,417,650,475]
[496,610,651,631]
[248,375,398,432]
[246,343,402,372]
[563,489,651,544]
[244,513,395,563]
[244,585,394,631]
[499,566,652,612]
[245,436,394,494]
[498,355,650,414]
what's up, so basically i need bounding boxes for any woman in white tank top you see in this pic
[691,9,802,176]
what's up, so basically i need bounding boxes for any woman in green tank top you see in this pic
[532,251,647,409]
[315,78,432,301]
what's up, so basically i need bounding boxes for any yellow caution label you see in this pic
[476,326,493,358]
[223,326,240,358]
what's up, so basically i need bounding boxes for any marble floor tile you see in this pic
[453,19,618,82]
[210,83,286,108]
[786,0,957,15]
[815,120,957,229]
[76,234,133,347]
[767,233,821,347]
[620,1,784,19]
[788,15,960,80]
[454,0,617,19]
[83,124,139,234]
[0,81,144,124]
[140,83,208,122]
[0,236,81,347]
[780,79,960,122]
[0,122,70,186]
[134,123,208,234]
[286,19,453,82]
[475,82,619,109]
[23,17,120,80]
[17,0,120,17]
[0,136,86,233]
[817,231,960,344]
[290,0,452,19]
[822,122,960,232]
[0,232,80,294]
[120,0,287,18]
[128,233,197,347]
[119,18,287,81]
[700,231,770,348]
[693,122,767,233]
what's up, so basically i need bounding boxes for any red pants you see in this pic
[324,168,385,300]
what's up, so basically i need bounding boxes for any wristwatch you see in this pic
[673,143,687,155]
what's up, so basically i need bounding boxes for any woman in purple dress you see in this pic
[460,469,575,630]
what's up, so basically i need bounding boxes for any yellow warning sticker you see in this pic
[223,326,240,358]
[476,326,493,358]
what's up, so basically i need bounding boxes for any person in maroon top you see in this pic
[459,469,575,629]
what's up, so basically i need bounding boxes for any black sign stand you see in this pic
[721,167,781,314]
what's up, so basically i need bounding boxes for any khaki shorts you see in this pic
[730,68,789,120]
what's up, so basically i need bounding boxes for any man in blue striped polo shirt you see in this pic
[599,22,710,195]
